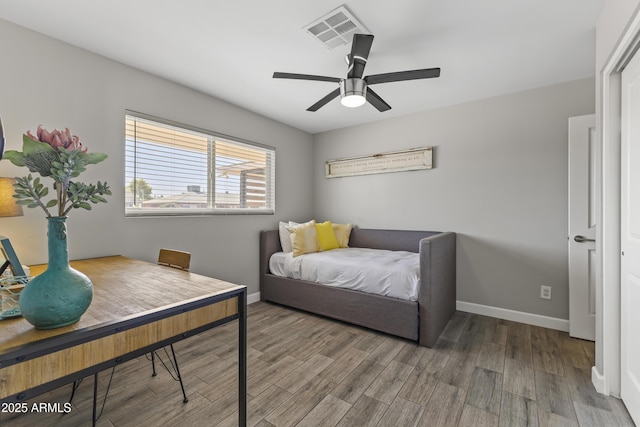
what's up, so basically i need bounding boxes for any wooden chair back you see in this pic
[157,248,191,271]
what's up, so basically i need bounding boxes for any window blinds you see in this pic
[125,112,275,216]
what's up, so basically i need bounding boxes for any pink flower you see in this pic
[26,125,87,153]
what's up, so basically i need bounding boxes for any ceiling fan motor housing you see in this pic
[340,78,367,107]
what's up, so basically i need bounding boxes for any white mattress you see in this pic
[269,248,420,301]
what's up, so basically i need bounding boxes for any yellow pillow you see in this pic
[287,220,320,257]
[332,223,353,248]
[315,221,340,251]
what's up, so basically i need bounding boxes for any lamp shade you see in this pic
[0,178,23,218]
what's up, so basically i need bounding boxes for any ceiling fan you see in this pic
[273,33,440,112]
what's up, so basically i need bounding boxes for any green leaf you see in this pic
[91,195,107,203]
[16,199,33,205]
[45,199,58,208]
[23,151,59,177]
[78,202,92,210]
[22,134,56,156]
[2,150,26,167]
[85,152,108,165]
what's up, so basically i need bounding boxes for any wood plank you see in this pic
[483,319,509,345]
[534,370,577,420]
[419,381,466,427]
[275,353,334,393]
[499,391,539,427]
[376,396,424,426]
[573,401,621,427]
[439,350,478,390]
[506,334,533,364]
[537,408,579,427]
[397,366,438,406]
[503,358,536,400]
[466,367,503,415]
[336,394,388,427]
[459,404,499,427]
[319,347,368,383]
[246,355,302,397]
[477,342,506,373]
[330,360,385,404]
[296,394,351,427]
[363,360,414,405]
[393,342,429,367]
[531,326,565,376]
[264,377,336,427]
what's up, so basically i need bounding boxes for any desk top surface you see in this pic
[0,255,245,354]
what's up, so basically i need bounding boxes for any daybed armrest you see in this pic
[259,230,282,302]
[260,230,281,275]
[418,232,456,347]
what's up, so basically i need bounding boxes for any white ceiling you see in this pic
[0,0,603,134]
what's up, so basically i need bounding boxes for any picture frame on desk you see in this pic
[0,236,26,277]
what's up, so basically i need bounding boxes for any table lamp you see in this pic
[0,177,26,277]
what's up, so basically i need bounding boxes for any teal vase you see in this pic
[19,216,93,329]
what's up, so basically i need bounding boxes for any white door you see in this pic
[621,47,640,425]
[568,114,596,341]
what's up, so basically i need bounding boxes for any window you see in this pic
[125,112,275,216]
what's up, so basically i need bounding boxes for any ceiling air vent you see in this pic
[303,5,369,50]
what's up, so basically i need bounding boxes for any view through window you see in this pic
[125,113,275,216]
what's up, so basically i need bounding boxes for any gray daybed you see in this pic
[259,228,456,347]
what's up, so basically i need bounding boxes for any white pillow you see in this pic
[278,221,299,253]
[279,221,292,252]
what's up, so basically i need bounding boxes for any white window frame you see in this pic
[125,111,275,217]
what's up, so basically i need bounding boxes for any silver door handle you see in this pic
[574,235,595,243]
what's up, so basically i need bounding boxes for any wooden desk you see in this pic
[0,256,247,425]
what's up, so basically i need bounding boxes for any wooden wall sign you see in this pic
[325,147,433,178]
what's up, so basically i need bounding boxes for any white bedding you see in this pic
[269,248,420,301]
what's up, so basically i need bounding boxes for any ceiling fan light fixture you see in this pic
[340,78,367,108]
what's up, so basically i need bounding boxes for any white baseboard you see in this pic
[591,366,608,395]
[248,292,261,305]
[456,301,570,332]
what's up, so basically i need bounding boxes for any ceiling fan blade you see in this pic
[365,68,441,85]
[273,72,341,83]
[347,34,374,79]
[307,88,341,112]
[366,88,391,112]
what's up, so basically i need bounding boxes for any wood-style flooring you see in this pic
[1,302,635,426]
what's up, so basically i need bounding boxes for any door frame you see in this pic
[596,5,640,397]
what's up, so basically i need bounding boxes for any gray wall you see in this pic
[0,19,314,294]
[0,17,597,320]
[313,78,595,320]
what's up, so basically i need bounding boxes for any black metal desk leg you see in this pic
[169,344,189,403]
[238,290,247,427]
[92,372,98,427]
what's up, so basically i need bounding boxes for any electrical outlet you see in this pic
[540,285,552,300]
